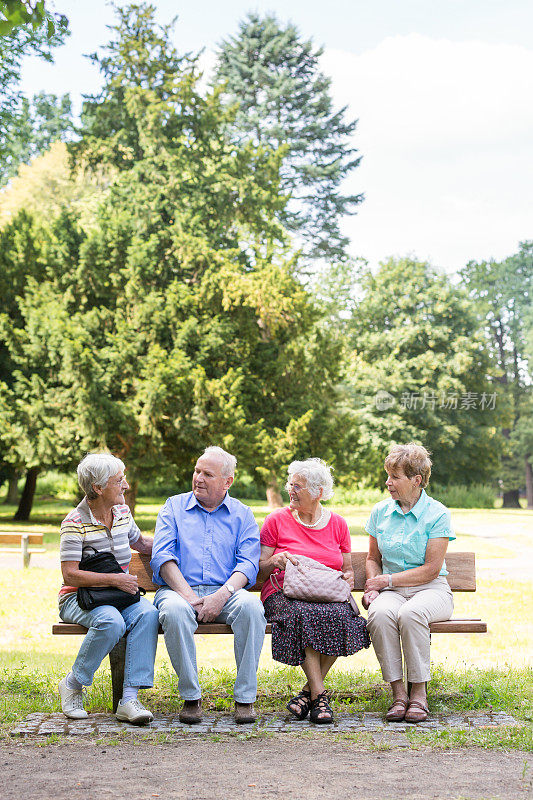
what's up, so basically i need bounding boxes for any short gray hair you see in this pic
[202,446,237,479]
[385,443,432,488]
[286,458,334,501]
[77,453,125,500]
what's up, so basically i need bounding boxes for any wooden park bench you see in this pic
[53,551,487,711]
[0,530,45,567]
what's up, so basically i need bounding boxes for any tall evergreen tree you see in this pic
[43,3,351,509]
[215,12,363,267]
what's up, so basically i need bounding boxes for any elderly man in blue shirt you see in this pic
[151,446,266,724]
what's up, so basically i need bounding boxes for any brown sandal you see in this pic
[386,697,408,722]
[404,699,429,723]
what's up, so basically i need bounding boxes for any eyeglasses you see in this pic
[285,482,307,494]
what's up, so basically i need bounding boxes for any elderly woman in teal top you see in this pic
[364,443,455,723]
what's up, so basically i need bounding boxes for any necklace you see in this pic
[294,506,325,528]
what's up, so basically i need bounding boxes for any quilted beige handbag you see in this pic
[270,554,360,615]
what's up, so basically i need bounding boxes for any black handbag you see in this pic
[76,548,145,612]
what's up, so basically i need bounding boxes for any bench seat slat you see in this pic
[52,619,486,636]
[0,532,44,545]
[52,551,485,637]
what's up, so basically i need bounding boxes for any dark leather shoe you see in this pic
[179,699,203,724]
[234,702,257,724]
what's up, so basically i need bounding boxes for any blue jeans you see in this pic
[59,594,159,689]
[154,585,266,703]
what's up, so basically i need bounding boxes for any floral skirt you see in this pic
[263,591,371,667]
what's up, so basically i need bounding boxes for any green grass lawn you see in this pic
[0,496,532,748]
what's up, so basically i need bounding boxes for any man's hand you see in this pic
[192,590,228,623]
[113,573,139,595]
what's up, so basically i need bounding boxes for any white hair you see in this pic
[286,458,334,501]
[77,453,125,500]
[202,446,237,478]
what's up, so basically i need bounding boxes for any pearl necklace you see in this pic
[294,506,325,528]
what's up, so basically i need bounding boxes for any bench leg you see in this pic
[22,535,30,568]
[108,637,126,713]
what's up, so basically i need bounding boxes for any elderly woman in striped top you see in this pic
[57,453,159,725]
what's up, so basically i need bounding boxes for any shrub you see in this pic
[428,483,495,508]
[334,486,387,506]
[35,470,79,500]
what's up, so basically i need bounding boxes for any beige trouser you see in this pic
[366,577,454,683]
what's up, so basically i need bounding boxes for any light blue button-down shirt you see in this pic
[150,491,260,588]
[365,489,455,576]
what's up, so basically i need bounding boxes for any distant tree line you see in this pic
[0,3,531,518]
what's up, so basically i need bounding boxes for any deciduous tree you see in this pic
[461,242,533,506]
[0,17,68,185]
[346,258,502,488]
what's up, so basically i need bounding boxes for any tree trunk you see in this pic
[266,482,283,509]
[501,489,521,509]
[4,473,19,505]
[14,467,39,521]
[124,480,138,516]
[525,455,533,510]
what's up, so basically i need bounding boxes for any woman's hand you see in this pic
[362,589,380,609]
[365,574,389,592]
[271,551,298,571]
[342,569,355,590]
[113,572,139,595]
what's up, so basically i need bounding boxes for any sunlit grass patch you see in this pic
[407,725,533,751]
[1,498,532,754]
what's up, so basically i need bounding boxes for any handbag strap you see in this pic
[348,593,360,616]
[269,571,282,591]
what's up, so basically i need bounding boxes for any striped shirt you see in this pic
[58,497,141,606]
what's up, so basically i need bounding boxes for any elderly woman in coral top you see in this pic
[364,443,455,723]
[258,459,370,725]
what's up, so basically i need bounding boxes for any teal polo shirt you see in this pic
[365,489,455,576]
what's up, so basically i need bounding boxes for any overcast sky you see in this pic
[19,0,533,273]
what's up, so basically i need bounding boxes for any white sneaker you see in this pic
[115,698,153,725]
[58,677,88,719]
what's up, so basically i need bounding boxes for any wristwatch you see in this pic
[388,574,393,588]
[224,582,236,595]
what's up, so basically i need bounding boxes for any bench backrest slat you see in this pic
[129,550,476,593]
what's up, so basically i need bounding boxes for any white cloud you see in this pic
[322,34,533,271]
